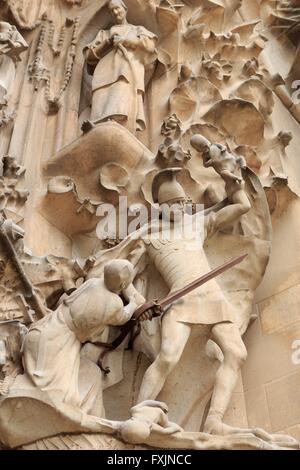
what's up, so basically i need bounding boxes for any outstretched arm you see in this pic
[215,200,250,231]
[122,283,145,308]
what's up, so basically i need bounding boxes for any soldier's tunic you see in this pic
[144,214,236,325]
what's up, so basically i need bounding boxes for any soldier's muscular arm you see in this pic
[122,283,145,308]
[128,240,147,277]
[205,191,251,236]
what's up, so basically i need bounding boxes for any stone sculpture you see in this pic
[104,163,251,436]
[132,169,249,436]
[190,134,248,205]
[83,0,157,133]
[119,400,183,444]
[8,260,144,412]
[0,0,299,453]
[0,21,27,105]
[0,21,27,126]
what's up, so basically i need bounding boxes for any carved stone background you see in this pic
[0,0,300,449]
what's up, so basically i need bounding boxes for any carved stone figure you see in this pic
[0,21,27,106]
[119,400,183,444]
[0,0,299,453]
[10,260,144,413]
[83,0,157,133]
[157,114,192,164]
[130,167,252,436]
[83,163,297,448]
[190,134,248,206]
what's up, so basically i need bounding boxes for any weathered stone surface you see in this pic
[0,0,299,452]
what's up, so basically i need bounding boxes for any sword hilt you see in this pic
[132,300,163,321]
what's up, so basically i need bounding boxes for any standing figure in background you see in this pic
[0,21,28,106]
[83,0,157,134]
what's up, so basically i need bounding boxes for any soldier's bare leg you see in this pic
[137,313,191,403]
[203,322,299,446]
[204,322,248,435]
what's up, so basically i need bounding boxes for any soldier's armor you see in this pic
[143,229,236,325]
[145,237,211,291]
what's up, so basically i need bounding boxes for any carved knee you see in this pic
[224,343,248,368]
[241,199,251,214]
[155,352,178,375]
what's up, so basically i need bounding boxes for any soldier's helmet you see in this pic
[152,168,186,205]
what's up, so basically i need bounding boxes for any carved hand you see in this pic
[226,172,243,183]
[123,37,139,50]
[139,309,153,322]
[151,422,184,435]
[112,34,126,46]
[113,35,139,50]
[139,304,162,322]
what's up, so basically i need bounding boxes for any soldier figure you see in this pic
[130,163,252,436]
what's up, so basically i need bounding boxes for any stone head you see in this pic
[152,168,189,222]
[108,0,128,24]
[120,418,151,444]
[104,259,134,293]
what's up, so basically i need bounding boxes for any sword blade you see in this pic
[159,253,248,310]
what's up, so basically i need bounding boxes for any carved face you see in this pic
[161,198,188,222]
[109,2,127,25]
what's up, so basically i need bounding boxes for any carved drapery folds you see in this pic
[0,0,43,31]
[0,21,27,127]
[83,1,158,134]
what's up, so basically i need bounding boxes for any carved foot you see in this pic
[204,416,299,449]
[204,415,252,436]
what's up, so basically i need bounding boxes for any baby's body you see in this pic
[203,145,246,185]
[191,135,248,205]
[119,400,183,444]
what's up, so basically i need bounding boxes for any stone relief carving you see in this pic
[1,260,142,427]
[0,21,27,127]
[0,0,43,31]
[0,0,299,452]
[83,0,158,134]
[28,15,80,114]
[157,114,192,164]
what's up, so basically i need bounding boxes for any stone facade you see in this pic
[0,0,299,451]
